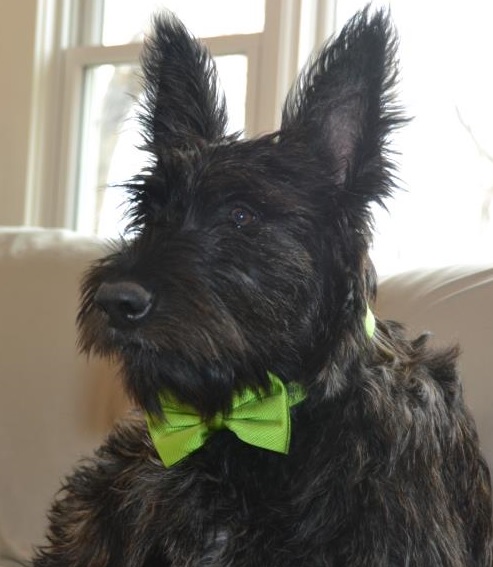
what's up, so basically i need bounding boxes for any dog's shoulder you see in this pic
[371,319,462,405]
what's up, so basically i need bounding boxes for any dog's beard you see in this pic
[78,295,271,418]
[77,226,325,419]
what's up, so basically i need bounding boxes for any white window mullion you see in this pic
[56,47,85,229]
[243,40,261,137]
[256,0,303,133]
[77,0,104,45]
[25,0,74,227]
[315,0,338,47]
[203,34,261,137]
[298,0,338,67]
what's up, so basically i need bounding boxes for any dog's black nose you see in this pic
[94,281,153,327]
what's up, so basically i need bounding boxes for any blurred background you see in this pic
[1,0,493,272]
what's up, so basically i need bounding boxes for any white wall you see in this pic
[0,0,36,225]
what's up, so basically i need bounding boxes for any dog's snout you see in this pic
[94,281,153,327]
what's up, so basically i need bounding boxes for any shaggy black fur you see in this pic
[33,8,492,566]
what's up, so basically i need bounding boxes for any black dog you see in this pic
[33,8,492,566]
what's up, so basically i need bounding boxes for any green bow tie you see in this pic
[146,373,306,467]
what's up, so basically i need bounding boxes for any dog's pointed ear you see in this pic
[139,13,227,155]
[281,8,403,203]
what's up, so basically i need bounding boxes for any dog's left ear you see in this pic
[139,13,227,156]
[281,8,402,204]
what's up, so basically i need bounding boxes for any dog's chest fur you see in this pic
[91,359,488,567]
[99,403,348,565]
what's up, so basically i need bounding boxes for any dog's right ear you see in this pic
[139,13,227,156]
[280,8,402,206]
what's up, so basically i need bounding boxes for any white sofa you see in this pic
[0,229,129,565]
[0,228,492,564]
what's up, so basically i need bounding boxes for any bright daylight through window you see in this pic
[66,0,493,274]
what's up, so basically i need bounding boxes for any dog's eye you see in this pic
[231,207,257,229]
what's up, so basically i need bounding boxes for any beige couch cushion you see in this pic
[0,228,129,555]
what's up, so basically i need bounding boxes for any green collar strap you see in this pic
[147,307,375,467]
[365,305,376,339]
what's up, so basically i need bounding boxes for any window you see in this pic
[30,0,327,238]
[28,0,493,274]
[336,0,493,273]
[76,1,264,236]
